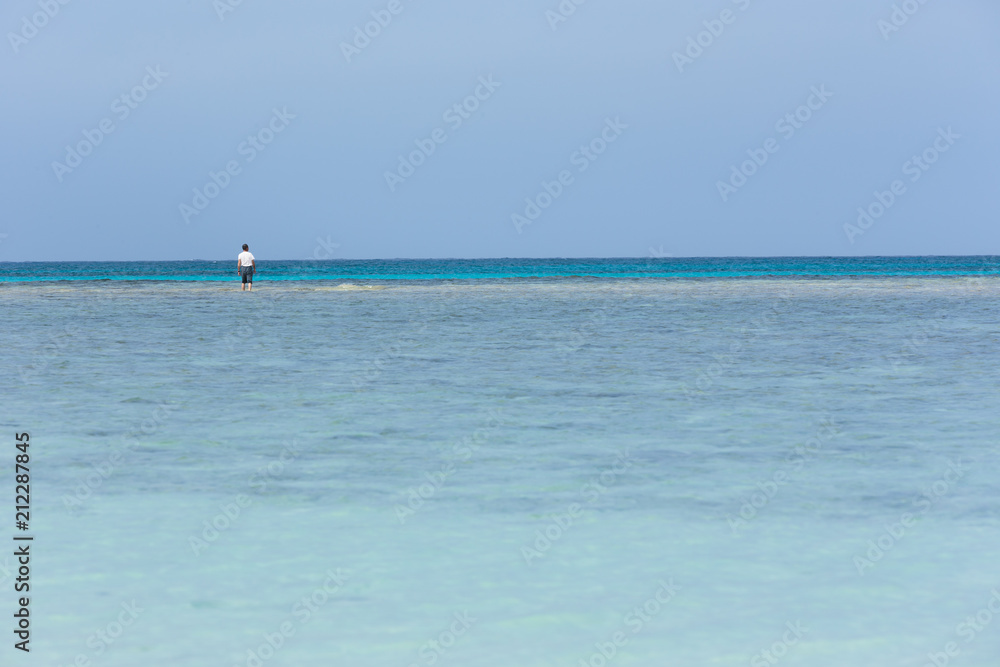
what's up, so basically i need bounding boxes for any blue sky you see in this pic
[1,0,998,260]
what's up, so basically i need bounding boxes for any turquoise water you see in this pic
[2,255,1000,282]
[1,258,999,666]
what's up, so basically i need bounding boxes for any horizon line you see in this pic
[2,254,999,264]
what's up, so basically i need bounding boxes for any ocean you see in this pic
[1,257,998,666]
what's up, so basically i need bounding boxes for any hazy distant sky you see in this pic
[2,0,998,260]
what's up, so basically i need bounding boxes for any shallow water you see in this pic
[1,267,999,666]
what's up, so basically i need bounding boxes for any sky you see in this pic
[1,0,998,261]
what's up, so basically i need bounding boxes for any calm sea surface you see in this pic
[1,258,998,666]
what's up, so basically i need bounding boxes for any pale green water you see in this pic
[1,270,998,666]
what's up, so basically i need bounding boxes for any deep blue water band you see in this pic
[1,256,998,282]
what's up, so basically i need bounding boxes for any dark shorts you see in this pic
[240,265,254,283]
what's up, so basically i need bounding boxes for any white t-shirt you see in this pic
[238,251,255,267]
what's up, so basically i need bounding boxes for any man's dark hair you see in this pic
[242,244,249,251]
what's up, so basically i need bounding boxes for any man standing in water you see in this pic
[237,244,256,291]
